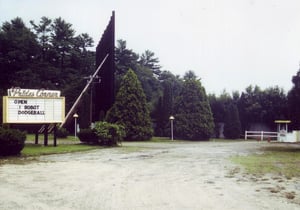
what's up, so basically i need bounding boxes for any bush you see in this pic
[56,127,69,138]
[94,121,125,146]
[0,127,26,156]
[77,129,99,144]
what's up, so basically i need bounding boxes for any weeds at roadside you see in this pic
[225,167,241,178]
[229,143,300,203]
[230,144,300,178]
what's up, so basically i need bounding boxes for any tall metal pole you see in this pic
[171,120,174,141]
[74,117,77,139]
[169,116,174,141]
[73,113,78,139]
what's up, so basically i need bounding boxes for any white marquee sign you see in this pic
[7,87,61,98]
[3,88,65,124]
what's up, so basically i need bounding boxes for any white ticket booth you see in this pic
[275,120,300,143]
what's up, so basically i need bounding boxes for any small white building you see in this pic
[275,120,300,143]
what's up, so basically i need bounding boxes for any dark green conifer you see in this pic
[223,103,242,139]
[174,71,214,140]
[105,69,153,140]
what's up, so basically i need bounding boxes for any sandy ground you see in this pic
[0,141,300,210]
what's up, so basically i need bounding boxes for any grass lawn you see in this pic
[3,136,171,158]
[20,136,224,157]
[21,144,103,157]
[26,134,78,142]
[19,134,103,157]
[0,138,102,165]
[231,145,300,178]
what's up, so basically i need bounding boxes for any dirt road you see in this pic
[0,141,299,210]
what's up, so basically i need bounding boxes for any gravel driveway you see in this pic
[0,141,299,210]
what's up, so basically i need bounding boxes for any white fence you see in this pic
[244,131,278,141]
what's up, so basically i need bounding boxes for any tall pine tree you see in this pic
[105,69,153,140]
[223,103,242,139]
[174,71,214,140]
[288,69,300,130]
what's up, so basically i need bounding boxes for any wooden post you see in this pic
[35,131,39,144]
[53,124,57,147]
[44,124,48,146]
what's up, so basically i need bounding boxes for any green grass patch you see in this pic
[151,137,245,142]
[26,134,78,142]
[150,137,173,142]
[231,145,300,178]
[21,143,102,157]
[0,143,103,165]
[210,138,245,142]
[153,137,246,142]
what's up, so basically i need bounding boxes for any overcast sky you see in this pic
[1,0,300,95]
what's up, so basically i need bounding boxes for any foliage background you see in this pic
[1,17,300,140]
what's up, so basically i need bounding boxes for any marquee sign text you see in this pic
[3,88,65,124]
[7,87,61,98]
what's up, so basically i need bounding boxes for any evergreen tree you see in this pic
[238,85,263,131]
[0,17,39,89]
[173,71,214,140]
[114,39,162,112]
[153,71,182,136]
[134,64,161,111]
[154,85,172,137]
[223,103,242,139]
[105,69,153,140]
[208,92,230,138]
[139,50,161,76]
[30,16,52,62]
[288,69,300,130]
[50,17,75,71]
[115,39,139,76]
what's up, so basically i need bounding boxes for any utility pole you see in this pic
[83,75,101,126]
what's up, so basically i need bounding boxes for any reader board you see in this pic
[3,96,65,124]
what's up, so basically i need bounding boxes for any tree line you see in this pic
[1,17,300,140]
